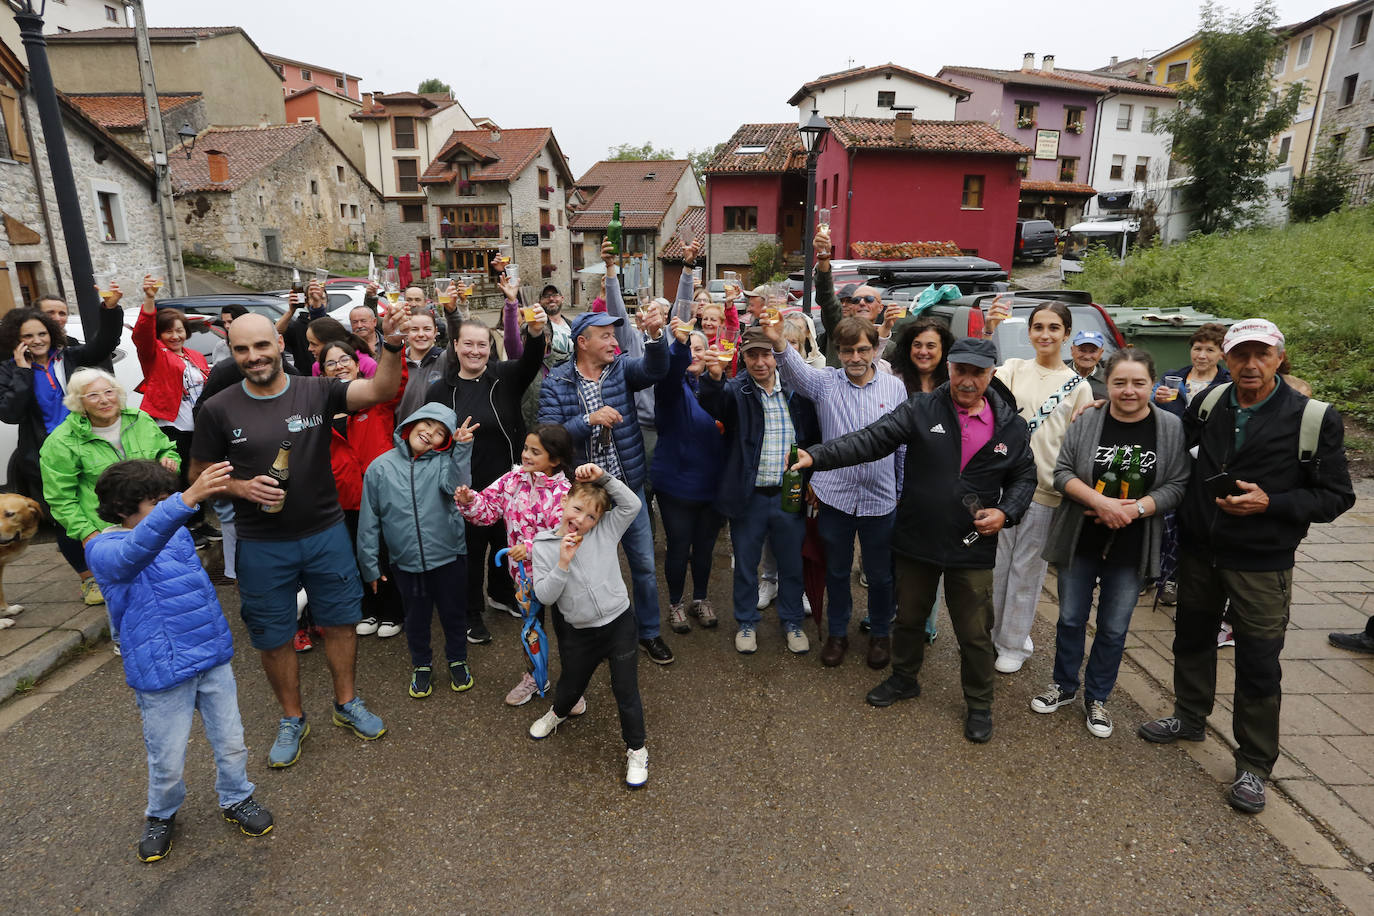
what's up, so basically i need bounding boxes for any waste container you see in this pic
[1100,307,1236,373]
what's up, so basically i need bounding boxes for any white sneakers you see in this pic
[994,654,1024,674]
[735,626,758,654]
[785,626,810,655]
[506,671,541,707]
[376,621,401,638]
[756,579,778,609]
[528,707,567,739]
[355,617,379,636]
[626,747,648,788]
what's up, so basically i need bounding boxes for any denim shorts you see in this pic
[236,522,363,650]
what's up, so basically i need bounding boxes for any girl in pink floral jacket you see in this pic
[456,423,574,707]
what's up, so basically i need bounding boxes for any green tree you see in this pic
[607,141,676,161]
[687,143,724,192]
[1160,1,1303,233]
[748,241,784,284]
[417,78,452,96]
[1288,141,1354,222]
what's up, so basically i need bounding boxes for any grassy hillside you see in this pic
[1071,206,1374,424]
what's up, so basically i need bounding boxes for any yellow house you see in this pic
[1269,4,1354,177]
[1148,33,1202,87]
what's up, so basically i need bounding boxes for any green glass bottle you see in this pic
[1094,447,1123,496]
[781,444,803,513]
[1120,445,1144,500]
[607,202,623,255]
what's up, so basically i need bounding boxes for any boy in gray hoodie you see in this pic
[529,463,649,788]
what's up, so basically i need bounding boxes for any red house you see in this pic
[701,123,806,284]
[815,114,1030,269]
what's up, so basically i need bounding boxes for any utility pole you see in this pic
[128,0,187,296]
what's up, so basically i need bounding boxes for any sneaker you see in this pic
[964,707,993,743]
[1160,580,1178,606]
[195,523,223,543]
[449,660,473,692]
[1137,715,1206,744]
[570,696,587,716]
[994,654,1024,674]
[1329,630,1374,654]
[112,642,121,656]
[639,636,674,665]
[802,594,812,615]
[858,571,868,588]
[690,599,718,629]
[376,621,402,639]
[1030,683,1076,714]
[466,614,492,645]
[756,579,778,609]
[191,528,209,550]
[221,796,273,836]
[292,628,313,653]
[625,746,649,788]
[81,578,105,606]
[488,598,520,619]
[267,716,309,768]
[137,815,174,862]
[529,707,567,739]
[505,671,541,706]
[355,617,379,636]
[408,666,433,699]
[735,626,757,654]
[332,696,386,740]
[1085,700,1114,738]
[859,614,871,634]
[785,625,810,655]
[865,674,920,708]
[668,601,690,634]
[1228,770,1266,813]
[1217,622,1235,648]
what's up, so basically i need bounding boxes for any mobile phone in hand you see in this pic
[1205,471,1244,499]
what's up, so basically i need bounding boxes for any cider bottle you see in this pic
[781,445,803,513]
[607,203,623,255]
[260,440,292,513]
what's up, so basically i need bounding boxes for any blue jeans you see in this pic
[133,661,254,820]
[729,489,805,629]
[817,505,894,637]
[1052,554,1142,702]
[621,486,662,640]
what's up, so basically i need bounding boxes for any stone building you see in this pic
[169,123,382,282]
[283,85,364,174]
[1314,1,1374,176]
[64,91,208,161]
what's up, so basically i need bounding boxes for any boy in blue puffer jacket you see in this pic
[86,459,273,864]
[357,403,473,699]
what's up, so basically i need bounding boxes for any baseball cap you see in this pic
[837,282,861,300]
[947,337,998,369]
[744,285,769,298]
[1222,318,1284,353]
[738,326,775,353]
[570,311,624,340]
[1072,330,1106,348]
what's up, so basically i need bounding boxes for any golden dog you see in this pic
[0,494,42,629]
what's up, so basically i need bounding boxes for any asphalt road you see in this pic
[0,539,1342,914]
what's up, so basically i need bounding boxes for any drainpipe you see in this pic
[1088,91,1117,193]
[1299,22,1337,177]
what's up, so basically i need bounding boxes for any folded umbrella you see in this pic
[802,503,826,632]
[495,548,549,696]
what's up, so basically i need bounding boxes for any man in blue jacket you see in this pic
[537,306,673,663]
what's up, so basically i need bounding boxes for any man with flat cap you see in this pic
[792,337,1037,742]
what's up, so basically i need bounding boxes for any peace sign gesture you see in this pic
[453,415,480,444]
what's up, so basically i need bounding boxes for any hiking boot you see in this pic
[625,746,649,789]
[668,602,690,634]
[267,716,308,768]
[221,796,273,836]
[964,707,993,743]
[408,666,433,699]
[1137,715,1205,744]
[735,626,757,654]
[333,696,386,740]
[1160,580,1178,606]
[1085,700,1114,738]
[81,578,105,606]
[506,671,541,706]
[1228,771,1266,813]
[866,674,920,708]
[466,613,492,645]
[529,707,567,740]
[785,625,810,655]
[137,814,174,862]
[690,599,718,628]
[1030,683,1076,714]
[449,660,473,692]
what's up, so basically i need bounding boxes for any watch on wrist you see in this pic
[382,340,403,353]
[1136,502,1146,517]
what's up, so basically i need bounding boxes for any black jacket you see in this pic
[807,378,1037,568]
[697,370,820,519]
[0,306,123,496]
[424,331,543,489]
[1179,376,1354,571]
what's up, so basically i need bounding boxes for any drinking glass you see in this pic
[314,267,329,286]
[692,266,703,286]
[723,270,739,301]
[435,277,453,307]
[818,208,831,229]
[1161,375,1185,403]
[94,268,117,300]
[961,494,984,546]
[506,262,520,284]
[142,266,164,294]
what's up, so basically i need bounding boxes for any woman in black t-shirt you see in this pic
[1035,349,1191,739]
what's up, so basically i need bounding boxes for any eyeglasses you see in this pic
[81,388,118,402]
[323,355,355,370]
[837,346,875,357]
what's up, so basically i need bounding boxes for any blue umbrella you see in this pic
[495,548,548,696]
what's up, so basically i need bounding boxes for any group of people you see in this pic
[2,223,1358,863]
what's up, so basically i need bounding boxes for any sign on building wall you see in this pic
[521,233,539,246]
[1035,129,1061,161]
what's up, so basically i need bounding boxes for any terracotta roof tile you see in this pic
[1050,68,1178,98]
[788,63,971,106]
[420,128,553,184]
[1020,180,1097,195]
[826,117,1031,155]
[168,123,317,192]
[703,123,804,175]
[351,91,456,121]
[568,160,690,231]
[660,207,707,260]
[65,92,201,129]
[49,27,242,41]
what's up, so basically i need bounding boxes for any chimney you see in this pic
[206,149,229,184]
[1022,52,1035,71]
[1109,55,1119,67]
[894,111,913,142]
[362,92,373,109]
[1042,54,1055,72]
[490,129,501,142]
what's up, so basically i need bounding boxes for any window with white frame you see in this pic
[1277,135,1292,164]
[1134,157,1150,182]
[1273,43,1288,75]
[1297,34,1314,68]
[1116,103,1133,130]
[104,5,118,22]
[1109,154,1126,181]
[1142,106,1159,131]
[90,179,127,243]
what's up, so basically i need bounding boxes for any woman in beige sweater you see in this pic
[985,302,1097,673]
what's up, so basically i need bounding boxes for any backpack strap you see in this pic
[1299,397,1328,462]
[1195,382,1231,423]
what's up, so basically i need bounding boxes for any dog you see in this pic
[0,494,42,629]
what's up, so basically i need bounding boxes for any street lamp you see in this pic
[9,0,103,334]
[797,108,829,320]
[176,122,198,158]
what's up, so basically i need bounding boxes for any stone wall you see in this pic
[707,231,777,282]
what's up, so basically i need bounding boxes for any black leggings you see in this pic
[551,607,645,749]
[655,491,724,605]
[159,426,203,526]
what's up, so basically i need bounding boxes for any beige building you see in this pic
[1270,6,1349,177]
[45,27,286,128]
[284,85,365,175]
[0,0,123,64]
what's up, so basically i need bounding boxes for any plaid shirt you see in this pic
[754,374,795,487]
[576,368,625,480]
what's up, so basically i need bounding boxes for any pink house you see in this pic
[264,53,360,101]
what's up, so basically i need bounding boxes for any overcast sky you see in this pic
[148,0,1340,176]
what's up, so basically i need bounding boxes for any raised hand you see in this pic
[453,415,480,444]
[12,341,30,369]
[526,304,548,337]
[380,299,409,338]
[306,280,327,310]
[498,274,519,301]
[813,227,832,262]
[141,274,159,304]
[703,348,726,380]
[184,460,233,508]
[683,239,700,263]
[100,282,123,308]
[454,485,475,506]
[574,463,604,482]
[600,238,616,267]
[639,301,665,337]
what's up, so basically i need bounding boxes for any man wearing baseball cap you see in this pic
[1067,329,1108,399]
[793,337,1037,742]
[1139,317,1355,814]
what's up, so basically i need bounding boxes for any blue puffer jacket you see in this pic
[85,495,232,692]
[536,334,669,491]
[357,402,471,579]
[651,339,724,502]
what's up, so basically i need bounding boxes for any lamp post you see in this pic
[797,108,829,320]
[9,0,102,334]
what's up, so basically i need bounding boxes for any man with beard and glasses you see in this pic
[189,307,408,769]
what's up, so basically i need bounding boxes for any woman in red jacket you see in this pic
[134,274,213,542]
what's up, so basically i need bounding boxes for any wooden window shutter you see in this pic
[0,85,30,162]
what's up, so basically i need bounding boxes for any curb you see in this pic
[0,612,109,703]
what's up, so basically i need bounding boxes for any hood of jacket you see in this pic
[392,402,458,455]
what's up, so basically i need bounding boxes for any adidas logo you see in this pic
[930,423,946,434]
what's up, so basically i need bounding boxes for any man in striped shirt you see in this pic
[765,315,907,669]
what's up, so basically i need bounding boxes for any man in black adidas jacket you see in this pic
[1139,319,1354,815]
[794,338,1036,742]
